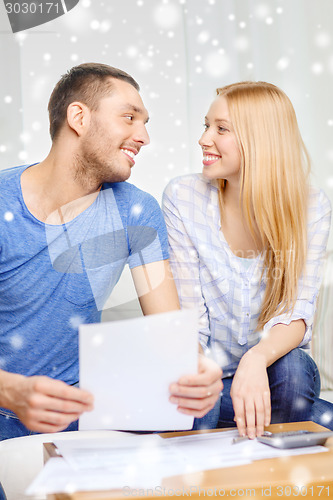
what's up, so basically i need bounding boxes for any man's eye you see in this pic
[125,115,134,121]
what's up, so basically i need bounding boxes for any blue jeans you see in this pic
[193,348,333,431]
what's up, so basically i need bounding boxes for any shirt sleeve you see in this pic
[127,189,169,269]
[263,189,332,346]
[162,180,211,352]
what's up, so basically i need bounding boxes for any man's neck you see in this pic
[20,149,102,224]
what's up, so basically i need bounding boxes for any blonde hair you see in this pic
[215,81,310,330]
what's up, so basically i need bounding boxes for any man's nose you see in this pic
[134,124,150,146]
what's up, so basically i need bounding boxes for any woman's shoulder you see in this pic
[308,185,332,218]
[163,173,217,200]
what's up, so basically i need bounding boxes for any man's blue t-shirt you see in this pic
[0,164,169,386]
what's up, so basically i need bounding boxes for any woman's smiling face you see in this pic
[198,95,241,182]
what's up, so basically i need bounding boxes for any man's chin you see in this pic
[105,168,132,184]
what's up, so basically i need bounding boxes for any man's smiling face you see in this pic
[78,78,150,184]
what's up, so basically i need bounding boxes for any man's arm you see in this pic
[131,259,180,314]
[131,259,223,418]
[0,369,93,433]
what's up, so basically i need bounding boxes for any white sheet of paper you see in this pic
[25,457,162,497]
[165,430,329,465]
[79,309,198,431]
[54,433,163,470]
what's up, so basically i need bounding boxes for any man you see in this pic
[0,63,222,441]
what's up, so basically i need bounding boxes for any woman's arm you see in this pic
[263,189,332,343]
[231,319,305,438]
[162,179,212,352]
[231,189,331,438]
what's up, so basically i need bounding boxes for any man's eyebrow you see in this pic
[121,104,150,123]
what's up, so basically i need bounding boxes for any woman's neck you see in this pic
[220,181,262,257]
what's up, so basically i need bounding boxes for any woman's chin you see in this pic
[202,166,218,180]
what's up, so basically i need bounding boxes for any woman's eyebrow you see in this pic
[214,118,231,125]
[204,116,231,125]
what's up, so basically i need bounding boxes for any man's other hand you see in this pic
[169,355,223,418]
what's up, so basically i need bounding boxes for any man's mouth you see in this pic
[121,148,137,164]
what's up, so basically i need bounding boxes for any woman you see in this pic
[163,81,333,437]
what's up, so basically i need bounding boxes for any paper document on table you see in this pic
[26,433,166,496]
[79,308,198,431]
[54,433,163,470]
[54,431,251,476]
[26,430,329,497]
[165,430,329,466]
[25,457,162,496]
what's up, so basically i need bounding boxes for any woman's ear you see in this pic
[66,101,91,136]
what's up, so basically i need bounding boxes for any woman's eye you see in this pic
[203,123,209,130]
[125,115,134,121]
[218,127,228,133]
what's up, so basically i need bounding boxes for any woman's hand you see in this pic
[230,350,271,438]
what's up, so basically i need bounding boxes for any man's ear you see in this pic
[66,101,91,136]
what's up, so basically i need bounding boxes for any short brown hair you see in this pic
[48,62,140,141]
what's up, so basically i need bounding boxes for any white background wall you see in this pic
[0,0,333,246]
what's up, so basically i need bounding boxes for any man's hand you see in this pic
[0,371,94,433]
[169,355,223,418]
[230,350,271,439]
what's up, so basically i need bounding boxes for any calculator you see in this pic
[257,430,333,449]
